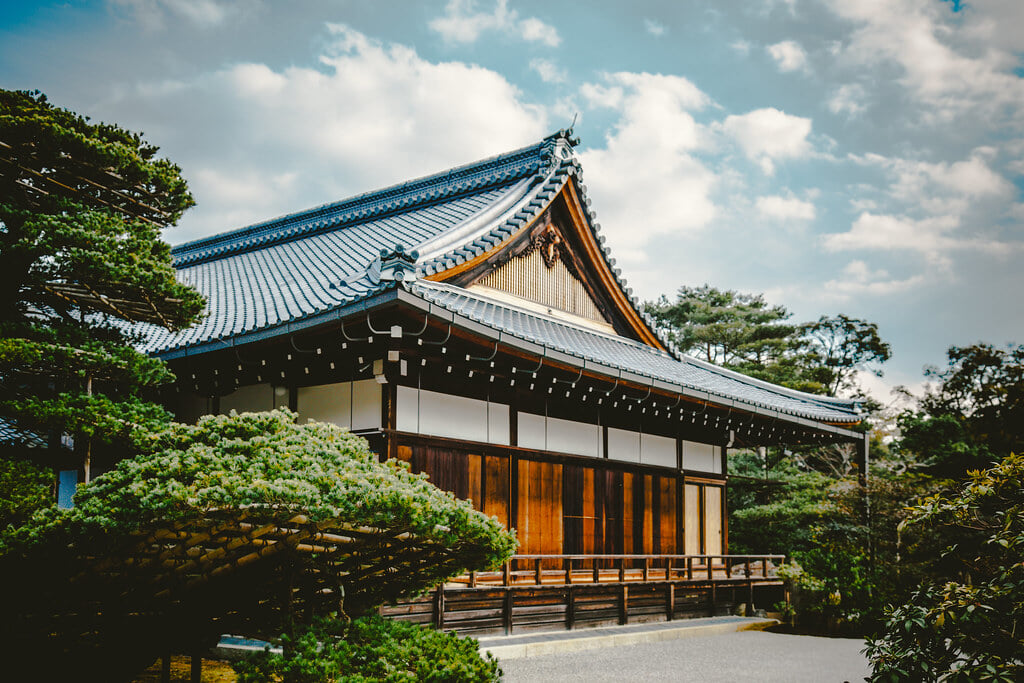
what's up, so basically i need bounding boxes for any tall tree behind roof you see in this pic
[0,89,204,481]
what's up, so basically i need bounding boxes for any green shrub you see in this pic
[235,615,501,683]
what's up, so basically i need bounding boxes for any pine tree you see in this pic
[0,89,203,493]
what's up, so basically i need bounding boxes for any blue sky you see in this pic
[3,0,1023,402]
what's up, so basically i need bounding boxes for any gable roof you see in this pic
[146,131,861,428]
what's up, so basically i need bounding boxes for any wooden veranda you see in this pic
[384,552,786,636]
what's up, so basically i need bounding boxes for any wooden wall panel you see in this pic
[622,472,634,555]
[582,467,596,554]
[468,454,482,512]
[482,455,509,528]
[516,460,563,556]
[658,477,676,555]
[642,474,654,555]
[562,464,584,555]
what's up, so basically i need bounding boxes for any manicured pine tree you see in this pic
[0,89,204,500]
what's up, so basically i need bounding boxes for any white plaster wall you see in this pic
[683,440,720,473]
[220,383,274,414]
[351,379,382,429]
[397,387,510,445]
[517,412,546,451]
[297,382,353,428]
[545,415,601,458]
[176,393,211,423]
[640,433,676,468]
[607,427,641,463]
[487,402,511,446]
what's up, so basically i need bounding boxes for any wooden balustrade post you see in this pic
[565,557,572,585]
[503,560,511,586]
[618,557,625,582]
[434,585,445,630]
[567,586,575,630]
[503,589,513,635]
[620,585,629,625]
[535,558,542,585]
[592,557,600,584]
[706,555,713,581]
[667,583,675,621]
[469,571,477,588]
[643,557,650,582]
[762,557,768,578]
[687,556,693,580]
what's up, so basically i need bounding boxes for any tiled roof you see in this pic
[144,131,627,354]
[0,419,47,449]
[144,130,860,426]
[407,280,860,424]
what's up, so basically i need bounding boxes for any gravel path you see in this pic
[497,630,869,682]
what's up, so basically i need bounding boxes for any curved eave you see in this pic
[394,287,863,439]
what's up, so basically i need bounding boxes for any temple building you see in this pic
[145,130,866,627]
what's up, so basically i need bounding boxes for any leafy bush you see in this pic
[235,615,501,683]
[0,457,52,528]
[865,453,1024,681]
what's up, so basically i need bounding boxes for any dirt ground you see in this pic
[131,655,237,682]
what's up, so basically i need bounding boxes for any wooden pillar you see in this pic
[190,651,201,683]
[160,653,171,683]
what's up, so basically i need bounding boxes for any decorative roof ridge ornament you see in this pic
[374,244,419,283]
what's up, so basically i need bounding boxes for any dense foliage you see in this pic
[896,343,1024,479]
[235,615,501,683]
[0,89,203,476]
[646,285,889,396]
[0,410,516,679]
[0,457,52,527]
[866,453,1024,681]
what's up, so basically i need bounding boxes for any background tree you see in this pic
[0,89,204,485]
[646,286,889,397]
[802,314,892,396]
[866,453,1024,681]
[897,343,1024,479]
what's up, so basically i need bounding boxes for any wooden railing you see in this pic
[384,554,788,635]
[453,553,787,588]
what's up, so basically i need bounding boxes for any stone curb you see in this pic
[478,618,779,660]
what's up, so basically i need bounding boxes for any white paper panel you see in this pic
[297,382,352,428]
[351,379,382,429]
[640,433,676,468]
[517,412,546,450]
[607,427,640,463]
[220,383,274,414]
[396,385,418,433]
[683,440,719,473]
[545,415,601,458]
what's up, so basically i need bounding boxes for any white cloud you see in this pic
[429,0,560,47]
[824,260,926,298]
[720,107,813,174]
[827,83,867,117]
[825,0,1024,123]
[756,195,816,220]
[730,39,752,56]
[820,211,1020,266]
[131,23,547,241]
[766,40,808,73]
[529,58,566,84]
[644,18,666,36]
[110,0,255,29]
[577,72,717,262]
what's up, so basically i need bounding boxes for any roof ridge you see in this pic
[172,131,575,268]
